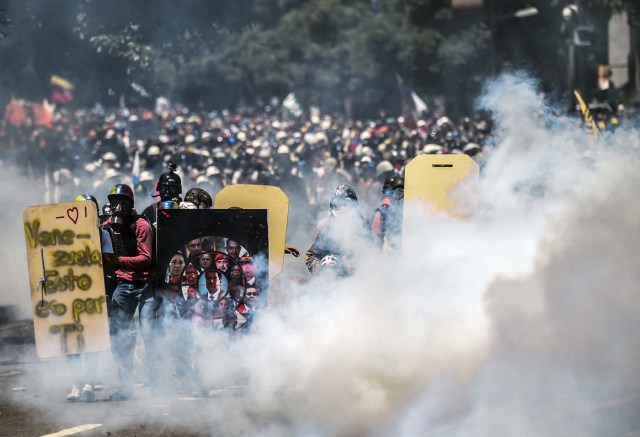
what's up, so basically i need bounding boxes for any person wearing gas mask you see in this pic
[305,185,370,276]
[371,176,404,251]
[101,184,157,400]
[141,163,182,227]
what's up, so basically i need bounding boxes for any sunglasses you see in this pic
[246,292,258,297]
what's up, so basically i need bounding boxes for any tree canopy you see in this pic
[0,0,635,115]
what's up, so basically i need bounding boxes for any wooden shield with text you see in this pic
[23,201,110,357]
[215,185,288,279]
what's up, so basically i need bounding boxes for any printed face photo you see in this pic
[186,238,202,254]
[168,253,185,278]
[241,262,256,280]
[199,253,214,270]
[183,264,199,285]
[205,270,221,293]
[215,256,229,272]
[245,286,259,299]
[225,239,241,258]
[198,268,229,296]
[229,264,242,280]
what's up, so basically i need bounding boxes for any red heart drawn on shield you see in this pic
[67,207,79,224]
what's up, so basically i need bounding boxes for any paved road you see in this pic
[0,321,271,437]
[3,318,640,437]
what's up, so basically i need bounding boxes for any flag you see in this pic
[44,162,51,204]
[574,90,600,139]
[132,150,141,188]
[283,93,303,118]
[410,90,428,116]
[32,100,54,129]
[50,75,74,105]
[131,82,150,98]
[4,97,26,127]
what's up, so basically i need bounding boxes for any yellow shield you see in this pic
[215,185,289,279]
[403,154,479,224]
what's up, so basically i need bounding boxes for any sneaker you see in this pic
[81,384,95,402]
[66,385,81,401]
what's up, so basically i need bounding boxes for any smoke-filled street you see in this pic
[2,1,640,436]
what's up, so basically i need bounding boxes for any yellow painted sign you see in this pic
[214,185,289,279]
[403,154,479,221]
[23,201,110,357]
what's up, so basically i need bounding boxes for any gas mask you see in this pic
[110,196,132,232]
[330,201,358,218]
[158,183,181,202]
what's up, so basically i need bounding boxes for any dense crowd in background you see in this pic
[0,101,497,237]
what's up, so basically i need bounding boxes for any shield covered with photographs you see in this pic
[156,209,268,332]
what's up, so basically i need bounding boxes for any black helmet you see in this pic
[383,175,404,200]
[156,163,182,201]
[330,184,358,210]
[184,187,213,209]
[383,176,404,192]
[158,170,182,190]
[107,184,134,202]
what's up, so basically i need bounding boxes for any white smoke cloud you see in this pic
[6,72,640,435]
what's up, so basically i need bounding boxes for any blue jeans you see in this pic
[110,282,158,391]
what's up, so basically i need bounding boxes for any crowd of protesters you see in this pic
[1,99,495,234]
[1,97,501,401]
[7,96,631,402]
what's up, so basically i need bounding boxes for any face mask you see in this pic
[110,197,132,231]
[330,204,357,218]
[159,184,181,202]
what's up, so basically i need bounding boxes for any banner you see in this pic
[23,201,110,357]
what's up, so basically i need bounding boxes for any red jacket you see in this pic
[102,215,154,283]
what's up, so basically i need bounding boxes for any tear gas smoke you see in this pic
[6,73,640,435]
[0,166,48,316]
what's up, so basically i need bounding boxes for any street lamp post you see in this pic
[489,4,539,77]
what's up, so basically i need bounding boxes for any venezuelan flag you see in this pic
[50,75,74,104]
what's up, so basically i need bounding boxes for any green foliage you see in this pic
[0,0,636,112]
[0,7,10,38]
[90,25,153,74]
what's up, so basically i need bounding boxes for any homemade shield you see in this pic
[403,155,479,241]
[214,185,288,279]
[156,209,269,330]
[23,201,110,357]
